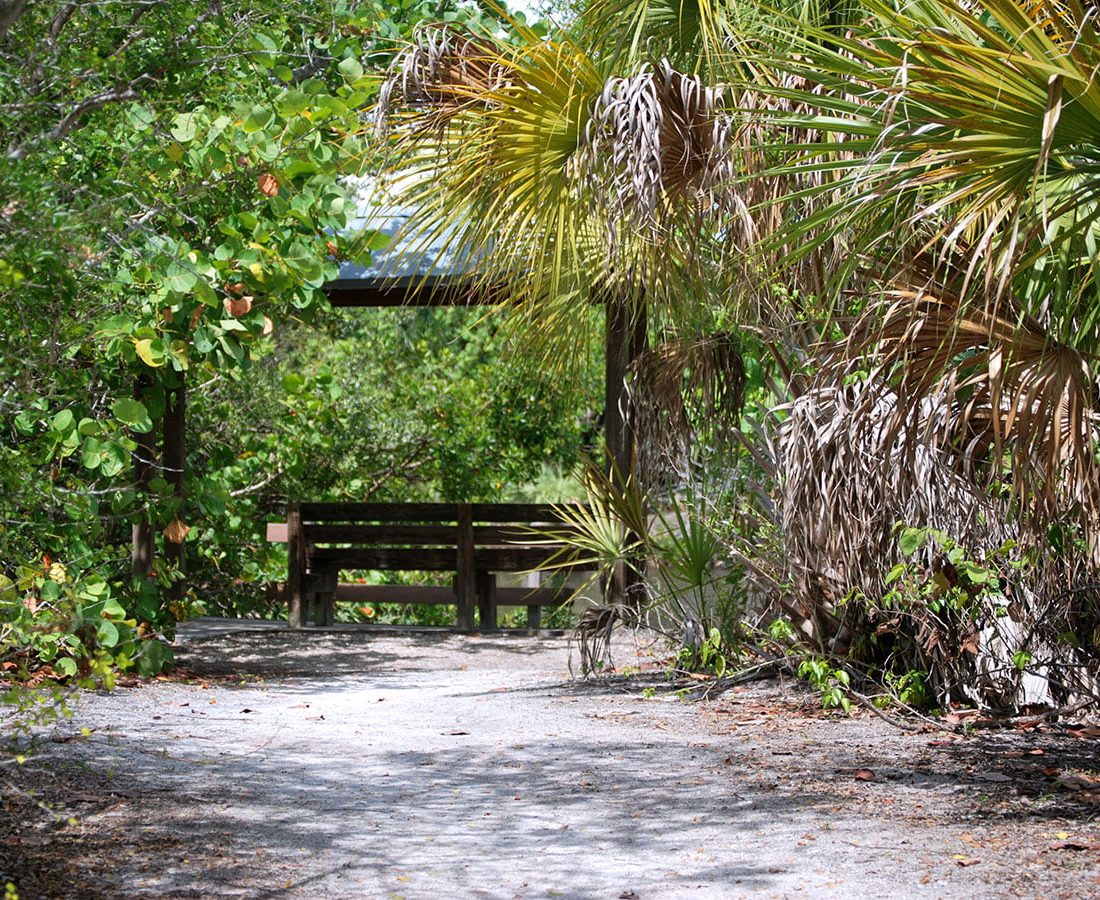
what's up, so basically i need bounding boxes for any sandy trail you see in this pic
[3,619,1098,898]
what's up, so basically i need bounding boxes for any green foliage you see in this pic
[885,669,931,710]
[797,656,852,712]
[675,625,728,677]
[768,616,797,643]
[0,1,548,668]
[186,307,600,613]
[0,556,172,681]
[883,525,1020,616]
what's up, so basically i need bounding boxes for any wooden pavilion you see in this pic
[135,202,647,616]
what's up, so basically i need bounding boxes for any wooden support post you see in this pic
[163,377,186,602]
[527,603,541,632]
[131,376,155,580]
[455,503,476,631]
[476,571,497,631]
[604,292,648,607]
[287,502,305,627]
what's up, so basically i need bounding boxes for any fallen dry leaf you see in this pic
[953,855,981,867]
[1048,840,1100,852]
[257,172,279,197]
[1058,773,1098,791]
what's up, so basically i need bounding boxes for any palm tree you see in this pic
[372,4,758,471]
[728,0,1100,705]
[369,2,763,612]
[744,0,1100,526]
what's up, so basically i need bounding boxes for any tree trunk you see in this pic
[603,292,648,607]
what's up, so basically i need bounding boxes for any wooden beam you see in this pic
[162,378,186,602]
[131,376,155,580]
[324,277,500,308]
[604,293,648,606]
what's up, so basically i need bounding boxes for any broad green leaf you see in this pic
[97,315,135,336]
[100,442,129,478]
[193,327,216,353]
[898,527,927,557]
[55,657,78,677]
[96,619,120,648]
[244,105,275,132]
[52,409,74,433]
[14,410,36,435]
[276,91,310,116]
[170,112,198,143]
[134,338,166,368]
[166,269,197,293]
[81,435,103,470]
[338,57,363,79]
[112,398,153,432]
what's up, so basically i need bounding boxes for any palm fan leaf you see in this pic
[744,0,1100,308]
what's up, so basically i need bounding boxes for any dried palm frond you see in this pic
[583,60,733,230]
[777,374,1100,709]
[374,24,511,134]
[844,263,1100,523]
[631,332,746,485]
[572,602,622,677]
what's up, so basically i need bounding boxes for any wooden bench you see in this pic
[266,502,589,630]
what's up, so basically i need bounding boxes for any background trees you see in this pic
[1,0,595,676]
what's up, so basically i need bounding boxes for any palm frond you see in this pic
[743,0,1100,308]
[631,331,746,483]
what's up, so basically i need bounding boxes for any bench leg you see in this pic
[476,572,497,631]
[313,569,336,626]
[288,590,306,629]
[527,604,541,632]
[455,585,475,632]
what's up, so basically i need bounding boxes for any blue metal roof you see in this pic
[327,204,479,292]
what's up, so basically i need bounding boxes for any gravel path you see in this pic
[3,619,1099,898]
